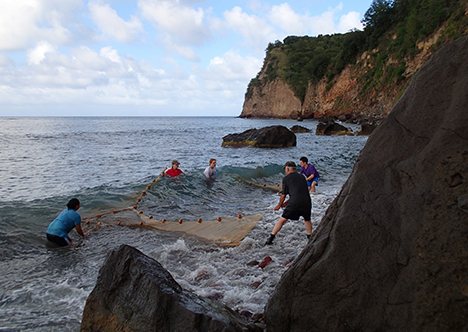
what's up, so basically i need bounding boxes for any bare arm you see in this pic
[274,194,288,210]
[76,224,85,237]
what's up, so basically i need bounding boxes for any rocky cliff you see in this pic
[264,35,468,331]
[241,34,439,120]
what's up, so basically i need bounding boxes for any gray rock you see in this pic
[315,120,353,135]
[222,125,296,148]
[290,125,310,133]
[356,121,379,136]
[81,245,247,332]
[265,36,468,331]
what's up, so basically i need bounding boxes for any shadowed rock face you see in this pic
[81,245,247,332]
[265,36,468,331]
[222,125,296,148]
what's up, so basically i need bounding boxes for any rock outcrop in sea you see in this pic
[264,36,468,331]
[222,125,296,148]
[80,245,248,332]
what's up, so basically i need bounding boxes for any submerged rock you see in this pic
[265,36,468,331]
[315,120,353,135]
[290,125,311,133]
[222,125,296,148]
[356,121,379,136]
[81,245,247,332]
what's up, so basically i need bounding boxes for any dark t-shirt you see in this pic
[282,171,311,211]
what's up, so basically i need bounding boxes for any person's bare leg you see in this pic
[311,181,317,193]
[265,217,288,245]
[304,220,312,235]
[272,217,288,235]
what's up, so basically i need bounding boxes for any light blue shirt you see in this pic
[46,209,81,239]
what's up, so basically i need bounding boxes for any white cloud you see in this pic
[88,1,143,43]
[338,11,364,31]
[138,0,211,45]
[223,6,276,50]
[204,50,262,81]
[268,3,307,35]
[0,0,81,51]
[27,41,57,65]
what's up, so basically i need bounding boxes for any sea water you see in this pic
[0,117,367,331]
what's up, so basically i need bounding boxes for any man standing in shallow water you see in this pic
[299,156,320,193]
[265,161,312,245]
[204,158,217,179]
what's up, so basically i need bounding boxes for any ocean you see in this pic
[0,117,367,331]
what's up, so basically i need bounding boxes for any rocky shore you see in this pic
[81,36,468,331]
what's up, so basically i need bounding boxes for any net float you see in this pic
[97,214,102,218]
[217,217,222,222]
[139,221,143,225]
[133,205,137,209]
[149,216,153,219]
[238,214,242,219]
[138,211,143,214]
[85,220,90,224]
[162,219,166,223]
[198,218,202,223]
[113,210,117,213]
[142,191,146,195]
[152,179,156,182]
[117,221,121,225]
[249,182,252,185]
[147,185,151,188]
[97,222,101,225]
[137,198,141,201]
[277,184,280,186]
[263,184,266,187]
[179,219,183,224]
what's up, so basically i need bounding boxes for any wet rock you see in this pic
[246,322,265,332]
[222,126,296,148]
[265,36,468,332]
[259,256,273,269]
[251,281,262,288]
[458,194,468,212]
[246,260,260,266]
[315,120,353,136]
[356,121,379,136]
[81,245,247,332]
[290,125,311,133]
[251,313,264,322]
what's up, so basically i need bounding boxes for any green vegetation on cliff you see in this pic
[245,0,468,105]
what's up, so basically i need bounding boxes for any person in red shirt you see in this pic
[162,160,183,177]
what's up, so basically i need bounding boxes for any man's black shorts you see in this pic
[282,209,311,221]
[47,233,71,247]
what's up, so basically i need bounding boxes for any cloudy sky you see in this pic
[0,0,371,117]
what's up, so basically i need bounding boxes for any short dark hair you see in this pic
[67,198,80,210]
[285,161,296,169]
[300,156,308,163]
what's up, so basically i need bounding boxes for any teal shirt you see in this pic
[46,209,81,239]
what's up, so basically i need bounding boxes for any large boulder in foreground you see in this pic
[222,125,296,148]
[265,37,468,331]
[81,245,247,332]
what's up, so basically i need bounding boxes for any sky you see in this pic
[0,0,372,117]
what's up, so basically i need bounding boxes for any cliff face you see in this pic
[240,30,443,120]
[241,78,302,119]
[264,35,468,332]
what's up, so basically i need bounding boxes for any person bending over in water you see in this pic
[162,160,183,177]
[265,161,312,245]
[46,198,85,246]
[204,158,217,179]
[299,156,320,193]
